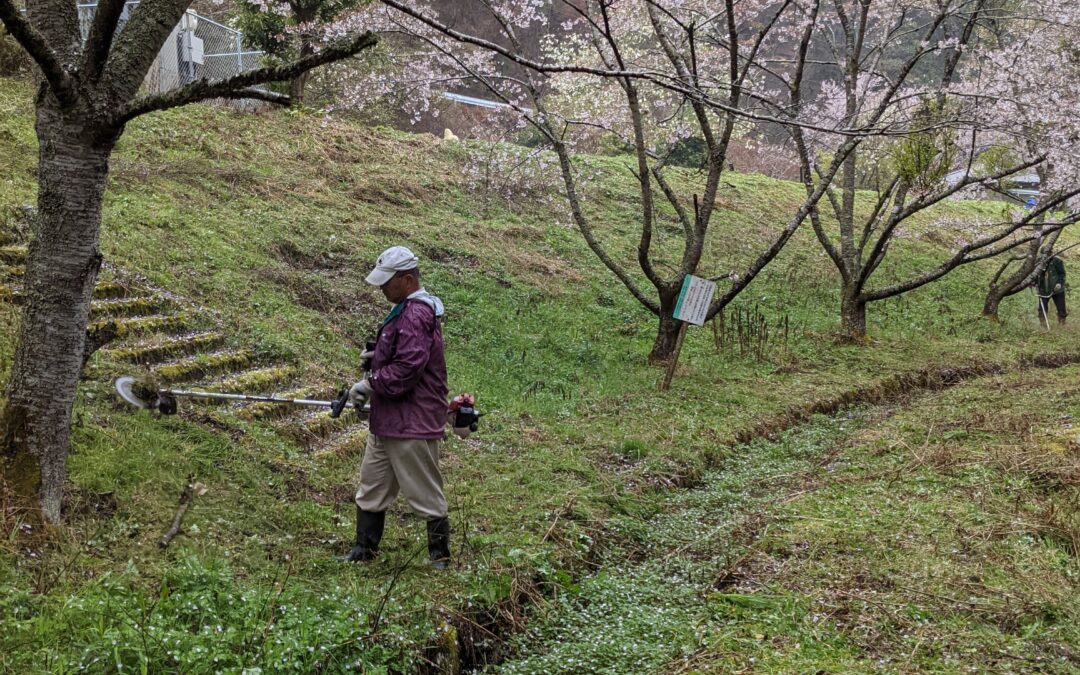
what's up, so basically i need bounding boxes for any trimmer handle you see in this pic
[329,387,351,419]
[360,339,377,372]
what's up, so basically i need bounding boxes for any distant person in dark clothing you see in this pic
[1037,255,1067,325]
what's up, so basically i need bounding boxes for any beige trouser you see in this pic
[355,434,448,519]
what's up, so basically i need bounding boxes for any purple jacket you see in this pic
[368,294,448,439]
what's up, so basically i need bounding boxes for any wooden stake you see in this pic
[660,321,689,391]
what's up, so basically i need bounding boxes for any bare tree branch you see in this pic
[591,2,665,290]
[707,137,859,318]
[550,133,661,314]
[866,224,1069,302]
[989,253,1026,288]
[104,0,193,100]
[454,2,660,314]
[82,0,131,80]
[856,155,1048,291]
[865,192,1080,302]
[114,32,378,124]
[0,0,75,102]
[856,177,901,257]
[650,165,694,242]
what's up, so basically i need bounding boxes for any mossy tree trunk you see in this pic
[2,96,117,522]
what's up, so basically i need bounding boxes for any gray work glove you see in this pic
[359,349,376,371]
[1054,283,1063,294]
[349,379,374,407]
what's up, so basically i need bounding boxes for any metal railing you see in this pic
[77,2,264,94]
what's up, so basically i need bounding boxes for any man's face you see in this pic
[380,272,411,304]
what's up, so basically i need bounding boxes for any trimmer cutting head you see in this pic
[115,376,151,408]
[114,376,177,414]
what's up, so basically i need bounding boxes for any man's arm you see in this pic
[369,305,434,398]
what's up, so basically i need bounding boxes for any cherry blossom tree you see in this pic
[0,0,375,522]
[362,0,1080,351]
[783,0,1080,339]
[971,1,1080,319]
[359,0,868,362]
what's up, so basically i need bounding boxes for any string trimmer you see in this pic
[114,376,370,417]
[113,376,484,433]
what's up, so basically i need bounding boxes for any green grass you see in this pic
[498,369,1080,672]
[1,73,1079,672]
[665,366,1080,672]
[496,415,861,674]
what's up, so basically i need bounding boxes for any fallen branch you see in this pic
[160,475,207,549]
[542,498,576,543]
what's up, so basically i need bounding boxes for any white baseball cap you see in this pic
[365,246,419,286]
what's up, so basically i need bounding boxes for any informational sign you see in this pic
[660,274,718,391]
[673,274,716,326]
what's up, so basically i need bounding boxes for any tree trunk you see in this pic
[288,70,309,104]
[984,272,1038,321]
[983,232,1055,321]
[649,313,683,364]
[840,290,867,342]
[1,98,116,523]
[982,288,1005,320]
[288,21,316,104]
[648,292,681,364]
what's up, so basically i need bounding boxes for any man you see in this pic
[345,245,452,569]
[1037,255,1067,325]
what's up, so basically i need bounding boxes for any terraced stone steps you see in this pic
[312,426,369,459]
[185,366,299,404]
[0,250,371,453]
[153,349,256,384]
[237,384,330,421]
[90,296,169,319]
[101,331,225,365]
[90,313,193,339]
[91,281,133,300]
[1,279,134,304]
[274,408,359,449]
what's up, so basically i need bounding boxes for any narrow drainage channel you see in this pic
[441,354,1080,672]
[483,410,873,674]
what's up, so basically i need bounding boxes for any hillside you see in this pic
[2,76,1079,672]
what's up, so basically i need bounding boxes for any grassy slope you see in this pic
[0,75,1077,671]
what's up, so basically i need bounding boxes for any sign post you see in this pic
[660,274,716,391]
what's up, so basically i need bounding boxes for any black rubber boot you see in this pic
[344,507,385,562]
[426,517,451,570]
